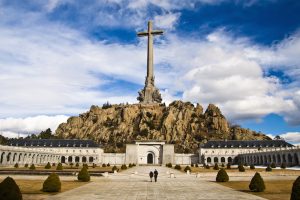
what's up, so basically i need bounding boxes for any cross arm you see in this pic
[137,32,148,37]
[151,30,163,35]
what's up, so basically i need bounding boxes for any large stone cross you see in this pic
[137,21,163,104]
[137,21,163,81]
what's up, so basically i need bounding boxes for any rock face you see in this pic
[55,101,270,153]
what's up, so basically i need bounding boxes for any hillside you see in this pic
[55,101,270,153]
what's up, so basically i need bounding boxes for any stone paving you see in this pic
[46,166,266,200]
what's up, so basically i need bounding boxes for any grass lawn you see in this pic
[218,180,293,200]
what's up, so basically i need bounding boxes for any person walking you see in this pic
[154,169,158,182]
[149,171,154,182]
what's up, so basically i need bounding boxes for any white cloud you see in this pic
[279,132,300,144]
[154,12,180,30]
[0,115,69,137]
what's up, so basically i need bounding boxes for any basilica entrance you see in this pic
[147,153,154,164]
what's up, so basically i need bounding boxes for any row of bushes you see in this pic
[0,165,91,200]
[215,168,300,199]
[204,163,285,172]
[13,162,99,169]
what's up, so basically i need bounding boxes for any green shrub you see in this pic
[216,169,229,182]
[265,165,272,172]
[42,173,61,192]
[244,163,248,167]
[166,163,172,168]
[195,163,199,167]
[69,163,73,168]
[29,164,36,170]
[77,167,90,182]
[184,166,191,172]
[107,163,110,167]
[238,164,245,172]
[213,163,219,170]
[226,163,231,169]
[132,163,136,166]
[191,164,195,167]
[281,162,286,169]
[205,164,210,169]
[0,176,22,200]
[14,163,19,168]
[121,164,127,170]
[92,163,96,168]
[174,164,181,170]
[249,172,265,192]
[52,163,56,167]
[271,162,276,168]
[24,163,28,168]
[221,163,225,168]
[112,165,118,172]
[250,164,255,170]
[102,163,107,167]
[291,176,300,200]
[75,163,79,167]
[56,163,63,170]
[83,164,88,169]
[128,163,132,168]
[45,162,51,169]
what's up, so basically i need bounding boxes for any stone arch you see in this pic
[294,153,299,166]
[228,157,232,163]
[207,157,211,163]
[0,152,5,164]
[221,157,225,163]
[61,156,66,163]
[214,157,218,163]
[18,153,22,162]
[68,156,72,163]
[277,154,281,163]
[7,152,11,163]
[268,155,272,163]
[13,153,17,162]
[82,156,87,163]
[283,154,286,163]
[288,154,293,164]
[260,155,263,165]
[272,154,276,164]
[75,156,80,163]
[89,157,93,163]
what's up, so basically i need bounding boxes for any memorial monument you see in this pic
[137,21,163,104]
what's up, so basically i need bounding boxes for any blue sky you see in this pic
[0,0,300,143]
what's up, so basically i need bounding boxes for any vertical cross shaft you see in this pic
[138,21,163,85]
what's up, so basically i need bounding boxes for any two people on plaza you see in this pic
[149,169,158,182]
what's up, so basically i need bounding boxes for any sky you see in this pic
[0,0,300,143]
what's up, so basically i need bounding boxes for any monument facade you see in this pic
[137,21,163,104]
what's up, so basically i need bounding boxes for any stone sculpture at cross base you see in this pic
[137,21,163,104]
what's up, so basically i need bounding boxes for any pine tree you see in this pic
[45,162,51,169]
[249,172,265,192]
[56,163,63,170]
[238,164,245,172]
[213,163,219,170]
[0,176,22,200]
[216,169,229,182]
[42,173,61,192]
[29,164,35,170]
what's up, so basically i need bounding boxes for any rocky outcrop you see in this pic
[55,101,270,153]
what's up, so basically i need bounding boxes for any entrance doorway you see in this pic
[147,153,154,164]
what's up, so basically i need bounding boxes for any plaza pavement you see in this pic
[45,166,266,200]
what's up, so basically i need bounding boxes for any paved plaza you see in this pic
[46,166,266,200]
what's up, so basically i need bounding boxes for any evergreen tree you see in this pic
[42,173,61,192]
[216,169,229,182]
[29,164,35,170]
[291,176,300,200]
[56,163,63,170]
[238,164,245,172]
[0,177,22,200]
[77,166,90,182]
[249,172,265,192]
[45,162,51,169]
[184,166,191,172]
[250,164,255,169]
[14,163,19,168]
[213,163,219,170]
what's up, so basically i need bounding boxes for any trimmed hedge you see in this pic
[249,172,265,192]
[14,163,19,168]
[121,164,127,170]
[56,163,63,170]
[265,165,272,172]
[195,163,199,167]
[112,165,118,172]
[166,163,172,168]
[45,162,51,169]
[213,163,219,170]
[216,169,229,182]
[238,164,245,172]
[184,166,191,172]
[226,163,231,169]
[75,163,79,168]
[42,173,61,192]
[102,163,107,167]
[250,164,255,170]
[291,176,300,200]
[0,176,22,200]
[281,162,286,169]
[205,164,210,169]
[271,162,276,168]
[24,164,28,168]
[29,164,36,170]
[107,163,110,167]
[174,164,181,170]
[78,166,90,182]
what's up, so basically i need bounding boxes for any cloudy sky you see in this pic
[0,0,300,143]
